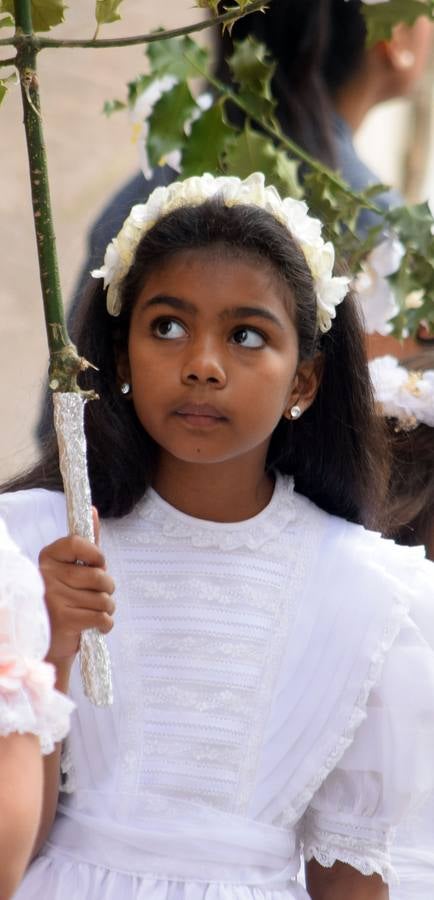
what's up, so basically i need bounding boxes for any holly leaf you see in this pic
[147,81,196,169]
[103,98,126,116]
[147,35,209,81]
[224,123,301,198]
[229,38,276,123]
[0,0,66,31]
[386,203,434,259]
[95,0,125,26]
[182,103,235,176]
[362,0,433,46]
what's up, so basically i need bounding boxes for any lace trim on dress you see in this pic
[282,575,414,827]
[135,475,296,551]
[302,808,397,883]
[0,654,74,753]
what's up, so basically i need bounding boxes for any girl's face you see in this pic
[122,247,319,472]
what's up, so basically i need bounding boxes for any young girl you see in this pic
[0,518,73,898]
[369,352,434,899]
[2,172,434,900]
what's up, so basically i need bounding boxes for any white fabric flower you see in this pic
[353,237,405,335]
[92,172,349,329]
[369,355,434,429]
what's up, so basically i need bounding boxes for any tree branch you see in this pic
[13,0,87,392]
[0,0,269,49]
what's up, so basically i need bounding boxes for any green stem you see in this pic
[196,65,383,215]
[0,0,269,48]
[13,0,86,393]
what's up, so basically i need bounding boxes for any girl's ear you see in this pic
[283,354,323,421]
[115,350,131,390]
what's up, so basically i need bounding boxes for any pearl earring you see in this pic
[290,405,302,420]
[397,50,415,70]
[120,382,131,395]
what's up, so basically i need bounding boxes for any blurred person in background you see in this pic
[0,520,73,899]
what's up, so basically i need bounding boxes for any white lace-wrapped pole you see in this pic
[53,392,113,707]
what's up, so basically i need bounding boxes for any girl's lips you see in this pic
[175,403,226,418]
[174,404,227,427]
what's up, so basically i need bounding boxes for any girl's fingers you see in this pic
[48,586,116,617]
[43,563,115,595]
[92,507,100,546]
[59,607,114,636]
[39,535,106,569]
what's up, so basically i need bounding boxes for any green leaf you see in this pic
[0,13,13,26]
[147,81,196,169]
[362,0,433,46]
[127,73,153,107]
[147,35,209,81]
[0,0,66,31]
[103,98,126,116]
[0,79,7,105]
[182,103,235,176]
[224,123,301,198]
[386,202,434,258]
[229,38,276,122]
[95,0,125,26]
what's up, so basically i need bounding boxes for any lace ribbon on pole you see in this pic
[53,393,113,706]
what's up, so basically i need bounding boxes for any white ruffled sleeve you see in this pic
[301,567,434,887]
[0,517,74,753]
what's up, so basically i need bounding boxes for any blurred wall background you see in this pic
[0,2,433,480]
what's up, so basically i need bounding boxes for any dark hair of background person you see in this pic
[383,351,434,549]
[2,201,389,531]
[215,0,368,167]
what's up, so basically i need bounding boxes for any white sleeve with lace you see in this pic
[0,518,74,753]
[302,605,434,886]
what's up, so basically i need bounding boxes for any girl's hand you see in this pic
[38,510,115,667]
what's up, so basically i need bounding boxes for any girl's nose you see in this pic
[181,343,227,387]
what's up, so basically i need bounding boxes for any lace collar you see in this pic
[135,474,296,551]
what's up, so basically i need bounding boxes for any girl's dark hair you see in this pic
[215,0,367,165]
[383,352,434,550]
[2,200,389,530]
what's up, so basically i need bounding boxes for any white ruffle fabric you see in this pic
[1,481,434,899]
[0,517,74,753]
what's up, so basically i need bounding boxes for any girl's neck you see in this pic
[152,456,274,523]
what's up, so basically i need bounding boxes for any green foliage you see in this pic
[225,123,301,198]
[147,35,209,81]
[0,79,7,105]
[362,0,434,46]
[229,38,276,123]
[182,103,234,176]
[147,81,196,168]
[103,98,126,116]
[0,0,66,31]
[95,0,125,27]
[0,12,13,26]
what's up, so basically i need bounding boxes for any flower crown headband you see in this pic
[91,172,349,332]
[369,355,434,432]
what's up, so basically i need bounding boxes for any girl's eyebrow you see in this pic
[140,296,285,330]
[139,295,196,315]
[221,306,284,330]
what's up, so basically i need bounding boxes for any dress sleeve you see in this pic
[301,581,434,887]
[0,517,74,753]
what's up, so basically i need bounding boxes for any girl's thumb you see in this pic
[92,507,100,545]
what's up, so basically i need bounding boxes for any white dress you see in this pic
[1,475,434,900]
[0,517,73,752]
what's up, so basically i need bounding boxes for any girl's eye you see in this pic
[231,327,265,349]
[152,318,186,340]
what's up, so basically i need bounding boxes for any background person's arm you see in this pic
[306,859,389,900]
[0,732,43,900]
